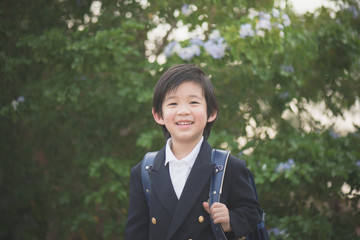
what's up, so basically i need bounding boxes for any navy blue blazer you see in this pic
[124,140,261,240]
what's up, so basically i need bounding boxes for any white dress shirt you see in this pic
[165,137,204,199]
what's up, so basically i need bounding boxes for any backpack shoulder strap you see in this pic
[210,149,230,240]
[209,149,230,204]
[141,151,158,205]
[210,149,270,240]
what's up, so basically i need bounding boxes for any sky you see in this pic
[287,0,339,14]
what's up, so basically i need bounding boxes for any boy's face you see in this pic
[153,81,217,146]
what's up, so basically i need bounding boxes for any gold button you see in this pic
[198,215,204,223]
[151,217,157,224]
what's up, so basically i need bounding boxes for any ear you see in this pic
[207,111,217,123]
[152,108,165,125]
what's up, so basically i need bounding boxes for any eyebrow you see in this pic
[164,94,203,101]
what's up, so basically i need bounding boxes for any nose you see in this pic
[177,104,190,115]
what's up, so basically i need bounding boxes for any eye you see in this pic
[168,102,177,106]
[190,101,199,105]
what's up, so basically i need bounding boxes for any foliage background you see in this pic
[1,0,359,239]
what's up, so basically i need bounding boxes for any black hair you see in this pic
[152,64,219,140]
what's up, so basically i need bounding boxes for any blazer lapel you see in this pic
[166,141,215,240]
[149,147,178,216]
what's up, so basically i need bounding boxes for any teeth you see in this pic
[177,122,192,125]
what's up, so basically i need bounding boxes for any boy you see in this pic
[125,64,262,240]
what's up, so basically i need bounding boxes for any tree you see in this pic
[1,0,359,239]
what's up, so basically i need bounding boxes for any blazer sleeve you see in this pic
[124,161,149,240]
[222,154,262,238]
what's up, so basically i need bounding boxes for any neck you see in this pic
[170,137,203,159]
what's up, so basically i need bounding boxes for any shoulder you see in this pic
[227,153,247,170]
[223,152,252,183]
[129,160,143,182]
[131,148,165,174]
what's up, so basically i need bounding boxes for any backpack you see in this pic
[141,149,270,240]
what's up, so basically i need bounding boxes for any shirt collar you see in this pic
[165,137,204,167]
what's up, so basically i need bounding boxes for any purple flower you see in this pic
[165,30,226,60]
[176,48,194,61]
[282,13,291,27]
[268,227,287,236]
[348,6,359,18]
[356,160,360,168]
[17,96,25,102]
[255,12,272,31]
[74,75,87,82]
[259,12,271,20]
[181,4,193,16]
[275,158,295,173]
[352,133,360,139]
[239,23,255,38]
[176,44,200,61]
[76,0,86,7]
[164,41,180,58]
[329,131,339,139]
[12,96,26,111]
[268,227,281,236]
[272,8,280,18]
[273,23,284,30]
[209,30,221,41]
[279,91,290,100]
[256,18,272,31]
[190,37,204,46]
[281,65,294,73]
[204,38,226,59]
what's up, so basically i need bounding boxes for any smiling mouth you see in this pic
[176,121,193,125]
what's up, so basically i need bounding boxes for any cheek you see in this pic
[162,109,175,121]
[196,109,209,122]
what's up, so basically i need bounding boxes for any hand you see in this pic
[203,201,232,232]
